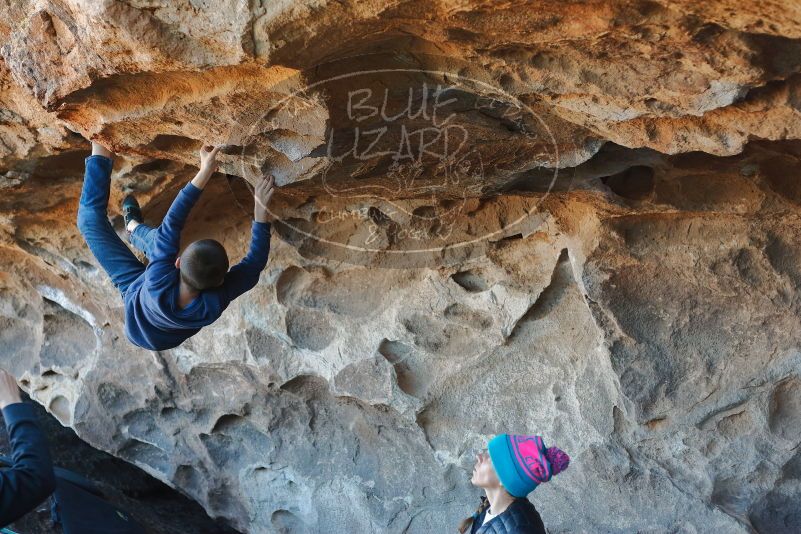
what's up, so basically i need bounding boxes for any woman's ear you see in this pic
[175,256,181,269]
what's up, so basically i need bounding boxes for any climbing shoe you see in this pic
[122,194,143,232]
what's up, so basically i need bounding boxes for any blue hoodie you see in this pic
[124,183,271,351]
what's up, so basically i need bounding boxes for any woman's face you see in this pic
[470,449,501,489]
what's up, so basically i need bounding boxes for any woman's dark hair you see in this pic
[458,496,489,534]
[179,239,229,290]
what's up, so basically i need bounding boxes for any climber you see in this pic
[0,368,56,526]
[458,434,570,534]
[76,141,276,351]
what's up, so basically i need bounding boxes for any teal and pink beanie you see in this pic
[487,434,570,498]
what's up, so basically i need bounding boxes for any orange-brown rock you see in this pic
[1,2,800,533]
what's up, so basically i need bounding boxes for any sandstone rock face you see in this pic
[1,2,801,533]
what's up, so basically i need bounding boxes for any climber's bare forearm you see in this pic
[91,141,113,159]
[254,204,270,223]
[190,166,215,190]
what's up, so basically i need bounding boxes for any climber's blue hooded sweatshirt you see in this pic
[124,183,271,351]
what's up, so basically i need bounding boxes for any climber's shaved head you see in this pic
[179,239,229,290]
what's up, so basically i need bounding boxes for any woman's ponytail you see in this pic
[457,496,489,533]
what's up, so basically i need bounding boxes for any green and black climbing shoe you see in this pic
[122,195,143,234]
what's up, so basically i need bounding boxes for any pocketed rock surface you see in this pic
[1,2,800,533]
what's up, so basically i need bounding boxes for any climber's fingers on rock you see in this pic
[256,174,275,191]
[261,187,275,206]
[200,144,221,159]
[254,176,275,204]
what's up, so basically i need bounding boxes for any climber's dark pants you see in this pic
[76,155,146,296]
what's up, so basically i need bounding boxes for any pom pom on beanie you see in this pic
[545,446,570,475]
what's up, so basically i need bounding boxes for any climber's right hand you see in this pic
[191,144,222,189]
[254,175,276,223]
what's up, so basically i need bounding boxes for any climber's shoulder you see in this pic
[493,499,546,534]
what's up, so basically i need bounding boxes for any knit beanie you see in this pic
[487,434,570,498]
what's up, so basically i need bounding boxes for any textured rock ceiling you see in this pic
[1,1,801,533]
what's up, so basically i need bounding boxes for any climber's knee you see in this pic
[76,206,100,237]
[76,207,89,235]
